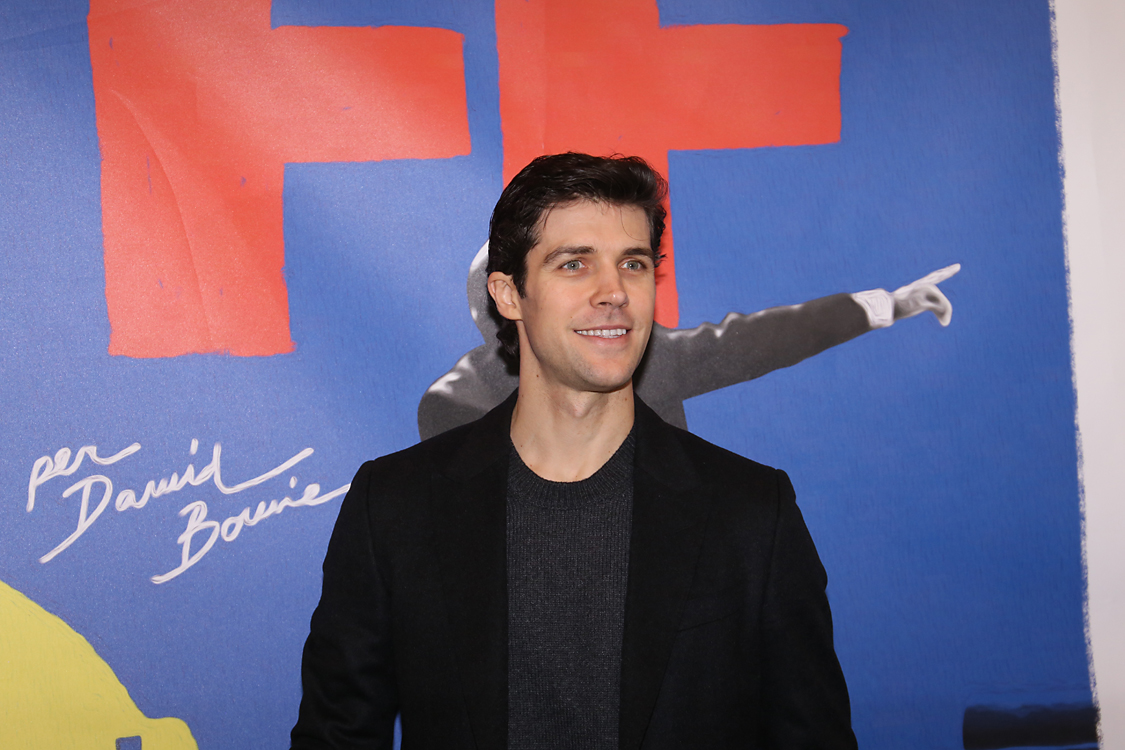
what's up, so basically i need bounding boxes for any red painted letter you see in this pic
[496,0,846,326]
[89,0,470,357]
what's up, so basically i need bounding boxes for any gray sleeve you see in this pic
[635,293,871,405]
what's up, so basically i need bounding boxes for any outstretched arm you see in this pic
[635,264,961,407]
[637,293,871,405]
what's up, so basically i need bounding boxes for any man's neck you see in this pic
[509,382,635,483]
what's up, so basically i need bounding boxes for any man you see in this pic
[418,245,959,439]
[292,153,858,749]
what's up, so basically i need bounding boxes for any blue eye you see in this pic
[562,260,582,270]
[623,259,645,271]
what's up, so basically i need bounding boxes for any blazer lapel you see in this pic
[620,399,710,750]
[430,393,516,750]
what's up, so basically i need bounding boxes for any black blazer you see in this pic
[292,395,856,749]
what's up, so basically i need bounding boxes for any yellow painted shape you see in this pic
[0,578,197,749]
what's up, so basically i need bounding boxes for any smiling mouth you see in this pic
[576,328,628,338]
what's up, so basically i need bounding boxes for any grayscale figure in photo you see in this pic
[418,244,959,439]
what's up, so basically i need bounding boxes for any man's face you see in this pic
[490,199,656,397]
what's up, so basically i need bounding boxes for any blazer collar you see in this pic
[441,389,518,481]
[631,396,700,492]
[439,390,701,487]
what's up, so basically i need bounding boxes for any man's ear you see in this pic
[488,272,522,322]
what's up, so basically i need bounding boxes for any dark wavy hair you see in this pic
[486,152,668,361]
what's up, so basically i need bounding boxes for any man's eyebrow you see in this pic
[541,245,594,266]
[621,246,656,261]
[541,245,655,266]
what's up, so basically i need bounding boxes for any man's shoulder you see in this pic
[360,394,513,492]
[636,399,784,494]
[637,413,801,557]
[361,419,479,484]
[339,422,483,536]
[674,425,776,473]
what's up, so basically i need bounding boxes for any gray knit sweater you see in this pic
[506,432,635,750]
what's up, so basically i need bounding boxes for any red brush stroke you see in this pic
[496,0,846,327]
[89,0,470,357]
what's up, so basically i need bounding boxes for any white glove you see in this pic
[892,263,960,326]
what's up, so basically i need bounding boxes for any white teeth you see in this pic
[576,328,627,338]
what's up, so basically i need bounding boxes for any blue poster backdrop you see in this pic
[0,0,1089,748]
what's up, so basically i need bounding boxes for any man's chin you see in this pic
[573,367,638,395]
[523,348,643,397]
[584,379,633,395]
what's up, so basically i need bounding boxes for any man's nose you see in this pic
[592,267,629,308]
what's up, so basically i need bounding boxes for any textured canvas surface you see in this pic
[0,1,1091,748]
